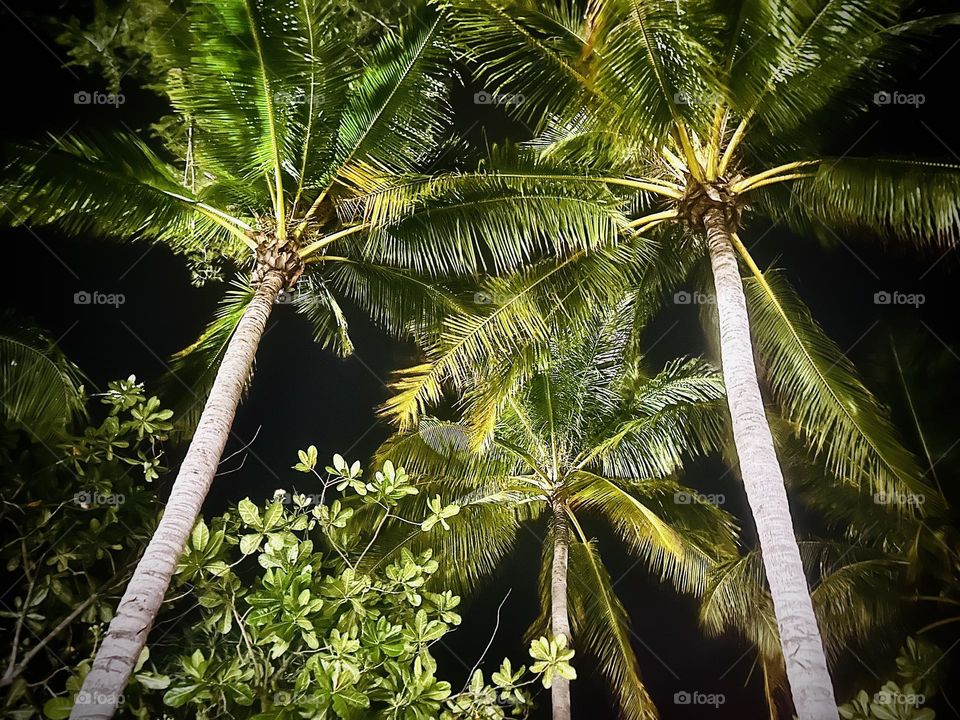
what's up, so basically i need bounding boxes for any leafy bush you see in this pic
[0,376,170,718]
[40,449,573,718]
[838,638,942,720]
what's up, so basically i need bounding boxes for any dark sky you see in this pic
[2,1,960,717]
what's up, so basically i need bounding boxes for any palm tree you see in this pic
[365,1,959,714]
[701,540,905,718]
[0,2,570,715]
[372,299,739,720]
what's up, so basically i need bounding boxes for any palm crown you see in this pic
[373,299,739,719]
[2,0,503,372]
[371,0,955,511]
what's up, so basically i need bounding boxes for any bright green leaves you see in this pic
[177,518,230,581]
[126,395,174,440]
[313,499,354,531]
[163,649,255,709]
[294,444,319,472]
[328,452,366,495]
[154,450,537,719]
[838,638,940,720]
[421,496,461,531]
[385,548,439,608]
[528,635,577,689]
[236,496,304,557]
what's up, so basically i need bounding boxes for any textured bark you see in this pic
[704,207,838,720]
[550,506,572,720]
[70,269,284,719]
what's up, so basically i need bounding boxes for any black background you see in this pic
[2,1,959,716]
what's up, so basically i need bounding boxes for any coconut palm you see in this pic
[0,1,606,714]
[371,298,739,720]
[363,1,959,714]
[702,540,905,718]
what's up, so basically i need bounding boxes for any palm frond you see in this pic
[753,158,960,246]
[375,417,521,492]
[0,325,85,440]
[321,255,467,340]
[437,0,603,123]
[352,145,634,277]
[161,279,255,435]
[332,4,450,186]
[381,241,651,430]
[293,275,354,358]
[701,541,904,665]
[579,402,726,482]
[170,0,294,198]
[1,132,249,257]
[727,0,901,136]
[593,0,722,143]
[741,267,940,513]
[567,536,658,720]
[568,472,738,594]
[364,477,539,595]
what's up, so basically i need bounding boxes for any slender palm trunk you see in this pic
[550,505,572,720]
[703,208,837,720]
[71,269,285,720]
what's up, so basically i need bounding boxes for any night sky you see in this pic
[2,1,960,717]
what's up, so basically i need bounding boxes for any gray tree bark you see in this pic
[70,269,284,719]
[550,506,572,720]
[704,207,838,720]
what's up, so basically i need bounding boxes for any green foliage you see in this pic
[838,638,941,720]
[39,452,560,719]
[57,0,416,94]
[0,374,171,718]
[0,318,86,441]
[743,269,940,514]
[420,0,960,523]
[377,302,738,719]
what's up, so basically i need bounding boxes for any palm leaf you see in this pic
[0,327,85,440]
[701,541,904,667]
[567,536,658,720]
[332,4,450,186]
[568,472,738,594]
[592,0,721,143]
[754,158,960,246]
[741,268,940,513]
[1,132,250,257]
[293,275,354,358]
[438,0,604,123]
[161,279,255,435]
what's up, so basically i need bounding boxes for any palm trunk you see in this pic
[550,505,572,720]
[70,269,285,720]
[703,208,837,720]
